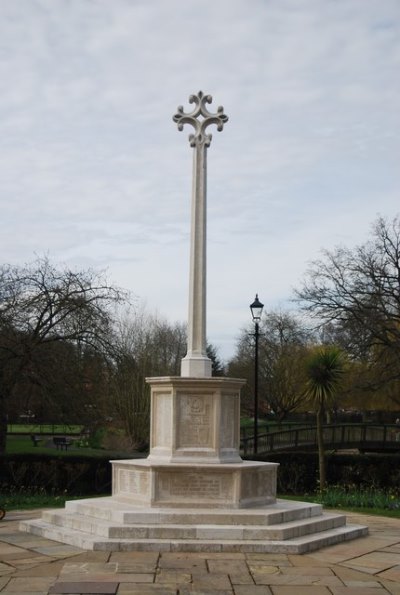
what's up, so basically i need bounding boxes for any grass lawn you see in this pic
[281,493,400,519]
[5,434,141,458]
[240,418,308,430]
[7,423,84,435]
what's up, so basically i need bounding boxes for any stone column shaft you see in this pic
[182,139,210,377]
[173,91,228,378]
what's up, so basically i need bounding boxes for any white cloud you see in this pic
[0,0,399,360]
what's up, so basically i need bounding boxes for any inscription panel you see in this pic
[152,392,172,448]
[241,467,276,499]
[116,467,150,498]
[220,393,239,448]
[176,393,213,448]
[157,471,233,501]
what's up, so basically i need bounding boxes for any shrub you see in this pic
[0,453,117,496]
[319,485,400,510]
[245,452,400,494]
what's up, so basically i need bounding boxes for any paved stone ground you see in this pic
[0,509,399,594]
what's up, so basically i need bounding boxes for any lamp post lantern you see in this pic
[250,294,264,454]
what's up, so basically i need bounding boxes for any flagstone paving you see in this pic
[0,509,399,594]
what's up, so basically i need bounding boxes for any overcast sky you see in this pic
[1,0,399,361]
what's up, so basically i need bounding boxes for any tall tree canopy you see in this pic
[111,306,224,447]
[296,215,400,402]
[111,309,186,448]
[0,257,125,452]
[228,310,310,420]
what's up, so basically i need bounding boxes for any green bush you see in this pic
[318,485,400,510]
[88,427,106,449]
[3,451,400,500]
[245,452,400,494]
[326,453,400,490]
[1,485,71,510]
[0,453,119,496]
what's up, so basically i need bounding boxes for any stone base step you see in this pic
[20,517,368,554]
[65,497,324,525]
[19,496,368,554]
[40,509,345,541]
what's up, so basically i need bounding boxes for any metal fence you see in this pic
[240,423,400,455]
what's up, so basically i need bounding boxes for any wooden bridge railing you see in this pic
[240,423,400,456]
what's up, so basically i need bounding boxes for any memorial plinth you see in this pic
[111,459,277,509]
[148,376,243,464]
[20,91,368,552]
[111,376,278,509]
[20,368,367,550]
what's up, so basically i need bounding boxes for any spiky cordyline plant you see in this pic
[305,345,345,492]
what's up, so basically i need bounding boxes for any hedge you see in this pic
[1,452,400,496]
[0,453,117,496]
[245,452,400,494]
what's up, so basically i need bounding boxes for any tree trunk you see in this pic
[0,385,7,455]
[316,404,326,492]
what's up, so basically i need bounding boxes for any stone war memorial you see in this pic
[21,92,367,553]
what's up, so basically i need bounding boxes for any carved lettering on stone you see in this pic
[153,392,172,447]
[220,393,238,448]
[177,394,213,447]
[241,468,273,499]
[117,468,149,496]
[157,471,233,500]
[118,469,129,493]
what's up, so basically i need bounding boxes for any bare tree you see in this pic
[0,257,125,452]
[228,310,311,420]
[111,308,186,448]
[296,216,400,401]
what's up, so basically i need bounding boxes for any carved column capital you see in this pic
[173,90,228,147]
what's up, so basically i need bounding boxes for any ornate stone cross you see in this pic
[173,91,228,377]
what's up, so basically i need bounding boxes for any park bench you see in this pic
[53,437,72,451]
[30,435,42,447]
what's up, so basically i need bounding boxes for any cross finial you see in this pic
[174,91,228,377]
[173,91,228,147]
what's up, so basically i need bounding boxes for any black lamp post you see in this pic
[250,294,264,454]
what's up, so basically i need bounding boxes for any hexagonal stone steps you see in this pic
[20,497,368,554]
